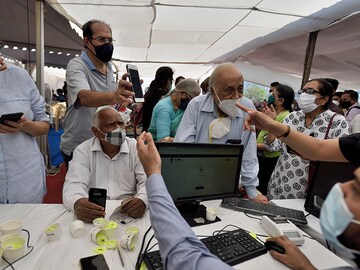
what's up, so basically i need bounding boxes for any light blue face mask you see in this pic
[320,183,360,259]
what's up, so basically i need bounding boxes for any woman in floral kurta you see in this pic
[265,79,350,199]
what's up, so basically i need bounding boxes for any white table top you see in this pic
[0,200,352,270]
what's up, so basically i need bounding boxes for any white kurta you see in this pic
[63,137,147,212]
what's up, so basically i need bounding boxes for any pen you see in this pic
[117,242,125,267]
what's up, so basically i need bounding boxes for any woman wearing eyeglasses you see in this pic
[148,78,201,142]
[264,78,350,200]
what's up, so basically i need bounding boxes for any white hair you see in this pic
[174,78,201,99]
[92,106,117,128]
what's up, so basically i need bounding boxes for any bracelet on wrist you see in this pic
[276,125,290,140]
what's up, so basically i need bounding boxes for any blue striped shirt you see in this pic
[0,65,49,203]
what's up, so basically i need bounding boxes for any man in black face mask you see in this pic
[60,20,135,168]
[341,90,360,122]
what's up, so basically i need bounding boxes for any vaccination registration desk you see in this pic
[0,200,352,270]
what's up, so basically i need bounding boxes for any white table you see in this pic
[0,200,353,270]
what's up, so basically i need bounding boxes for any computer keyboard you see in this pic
[144,228,267,269]
[221,197,308,225]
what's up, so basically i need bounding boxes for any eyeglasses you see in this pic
[90,37,114,44]
[298,88,320,95]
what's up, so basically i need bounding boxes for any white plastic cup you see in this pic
[90,227,108,246]
[69,220,86,238]
[0,220,22,236]
[206,207,217,221]
[1,236,25,262]
[44,223,62,242]
[119,226,139,251]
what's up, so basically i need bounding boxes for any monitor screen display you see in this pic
[155,142,243,204]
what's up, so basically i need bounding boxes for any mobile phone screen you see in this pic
[126,65,144,102]
[0,112,24,125]
[89,188,107,209]
[313,195,324,209]
[80,254,110,270]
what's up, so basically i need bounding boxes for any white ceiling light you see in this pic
[13,46,18,50]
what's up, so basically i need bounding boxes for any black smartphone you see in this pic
[88,188,107,209]
[126,64,144,103]
[80,254,110,270]
[313,195,324,209]
[0,112,24,125]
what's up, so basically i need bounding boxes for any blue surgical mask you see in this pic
[320,183,360,259]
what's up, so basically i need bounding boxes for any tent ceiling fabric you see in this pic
[0,0,83,68]
[1,0,359,89]
[46,0,360,88]
[239,11,360,90]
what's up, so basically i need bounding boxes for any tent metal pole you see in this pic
[35,0,48,166]
[301,31,318,88]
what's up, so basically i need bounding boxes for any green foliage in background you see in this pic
[243,83,267,103]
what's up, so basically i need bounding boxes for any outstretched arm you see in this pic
[136,132,231,270]
[236,103,347,162]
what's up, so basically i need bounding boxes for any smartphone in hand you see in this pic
[0,112,24,126]
[88,188,107,209]
[126,64,144,103]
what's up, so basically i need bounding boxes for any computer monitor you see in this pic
[155,142,243,226]
[304,161,357,218]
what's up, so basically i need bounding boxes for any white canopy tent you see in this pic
[47,0,360,89]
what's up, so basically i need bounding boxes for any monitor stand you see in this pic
[176,202,221,227]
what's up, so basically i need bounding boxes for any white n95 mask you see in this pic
[209,117,231,140]
[98,127,126,146]
[218,98,241,119]
[320,183,360,259]
[213,88,241,119]
[298,93,319,113]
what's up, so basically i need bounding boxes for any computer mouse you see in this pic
[264,241,286,254]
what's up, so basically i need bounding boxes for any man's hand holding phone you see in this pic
[114,79,135,105]
[74,198,106,223]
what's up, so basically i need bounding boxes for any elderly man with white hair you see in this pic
[174,63,267,203]
[63,106,147,222]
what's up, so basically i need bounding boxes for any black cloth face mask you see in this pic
[88,40,114,63]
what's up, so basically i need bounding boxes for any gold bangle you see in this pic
[276,125,290,139]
